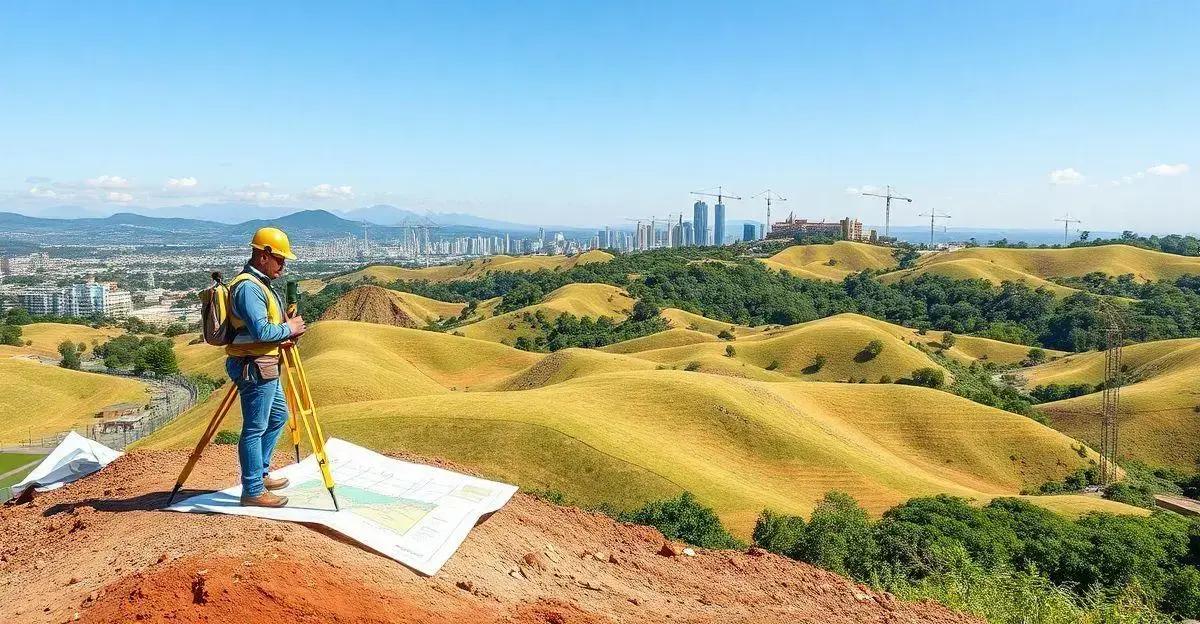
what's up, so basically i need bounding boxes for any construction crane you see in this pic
[917,210,951,248]
[861,186,912,238]
[750,189,787,239]
[1055,215,1082,245]
[690,185,743,205]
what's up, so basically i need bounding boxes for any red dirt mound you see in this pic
[0,448,979,624]
[319,285,423,327]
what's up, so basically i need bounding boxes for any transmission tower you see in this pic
[917,210,951,248]
[1098,317,1124,486]
[861,186,912,238]
[1055,215,1082,245]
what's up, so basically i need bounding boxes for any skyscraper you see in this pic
[692,201,708,246]
[714,203,726,246]
[743,223,756,242]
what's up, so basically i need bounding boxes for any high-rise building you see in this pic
[743,223,757,241]
[692,201,708,246]
[714,203,726,246]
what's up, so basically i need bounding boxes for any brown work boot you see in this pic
[240,491,288,508]
[263,475,289,491]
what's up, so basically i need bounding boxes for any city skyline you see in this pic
[1,2,1196,231]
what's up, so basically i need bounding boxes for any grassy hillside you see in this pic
[879,257,1080,297]
[1018,338,1198,388]
[457,283,634,344]
[761,241,898,280]
[319,285,466,327]
[331,250,615,285]
[312,373,1105,534]
[880,244,1200,295]
[15,323,126,358]
[171,335,227,378]
[625,313,951,383]
[140,319,1139,533]
[1037,339,1200,470]
[598,327,717,354]
[0,359,148,443]
[659,307,767,338]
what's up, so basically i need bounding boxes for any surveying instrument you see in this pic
[166,280,340,510]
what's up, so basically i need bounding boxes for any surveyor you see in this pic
[225,227,307,508]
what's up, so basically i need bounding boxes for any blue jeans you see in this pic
[226,357,289,497]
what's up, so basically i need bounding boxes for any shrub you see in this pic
[858,339,885,361]
[717,329,735,340]
[941,331,956,349]
[765,359,781,371]
[213,430,240,445]
[804,354,827,374]
[908,367,945,388]
[795,491,879,581]
[619,492,743,549]
[1026,347,1047,365]
[58,340,81,370]
[684,361,702,372]
[753,509,806,556]
[725,345,736,357]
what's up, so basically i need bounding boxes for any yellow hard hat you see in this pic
[250,227,297,260]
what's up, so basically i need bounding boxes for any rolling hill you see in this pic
[0,359,148,444]
[1031,338,1200,470]
[879,244,1200,294]
[659,307,768,338]
[622,313,951,383]
[13,322,126,358]
[330,250,614,285]
[457,283,635,344]
[145,316,1140,532]
[761,241,898,280]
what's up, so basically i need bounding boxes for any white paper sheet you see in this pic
[168,438,517,576]
[8,432,123,500]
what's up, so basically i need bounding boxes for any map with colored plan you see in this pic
[169,438,518,575]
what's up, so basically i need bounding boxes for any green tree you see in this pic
[941,331,956,349]
[620,492,742,549]
[908,368,945,388]
[58,340,81,370]
[753,509,806,556]
[5,307,33,325]
[132,339,179,376]
[0,323,22,346]
[796,491,879,581]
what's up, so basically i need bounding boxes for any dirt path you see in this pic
[0,447,981,624]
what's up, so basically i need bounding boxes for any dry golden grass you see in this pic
[302,372,1103,534]
[0,359,149,443]
[598,327,717,354]
[172,335,227,378]
[761,241,898,280]
[627,313,951,383]
[880,244,1200,297]
[1018,338,1197,388]
[319,285,466,327]
[296,278,327,294]
[879,257,1080,296]
[1017,494,1150,518]
[138,318,1135,531]
[331,250,615,285]
[458,283,634,344]
[15,323,126,358]
[658,308,767,338]
[1038,339,1200,470]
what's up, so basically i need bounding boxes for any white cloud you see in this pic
[228,182,289,203]
[106,191,134,203]
[86,175,131,189]
[28,185,57,198]
[1146,163,1189,177]
[845,185,881,195]
[1048,168,1085,185]
[165,176,198,189]
[304,183,354,200]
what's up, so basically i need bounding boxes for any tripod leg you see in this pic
[282,349,339,511]
[166,383,238,506]
[287,411,301,463]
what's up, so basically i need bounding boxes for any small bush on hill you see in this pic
[906,367,945,388]
[857,339,885,362]
[213,430,240,445]
[619,492,743,549]
[804,353,827,374]
[724,345,736,357]
[717,329,735,340]
[58,340,81,370]
[753,509,806,556]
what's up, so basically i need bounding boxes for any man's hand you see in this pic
[286,315,308,338]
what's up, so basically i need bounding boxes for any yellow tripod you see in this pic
[165,343,340,510]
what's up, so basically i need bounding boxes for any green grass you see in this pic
[0,452,46,491]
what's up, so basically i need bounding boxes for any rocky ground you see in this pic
[0,447,980,624]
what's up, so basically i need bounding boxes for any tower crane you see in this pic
[917,210,951,248]
[1055,215,1082,245]
[690,185,742,204]
[750,189,787,239]
[861,186,911,238]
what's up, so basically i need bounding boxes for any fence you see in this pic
[20,374,201,451]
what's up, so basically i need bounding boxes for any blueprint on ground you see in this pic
[168,438,517,575]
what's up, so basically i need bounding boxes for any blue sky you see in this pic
[0,1,1196,230]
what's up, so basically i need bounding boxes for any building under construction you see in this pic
[767,213,868,241]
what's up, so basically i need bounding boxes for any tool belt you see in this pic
[233,355,280,382]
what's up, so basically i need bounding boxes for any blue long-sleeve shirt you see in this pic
[230,264,292,345]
